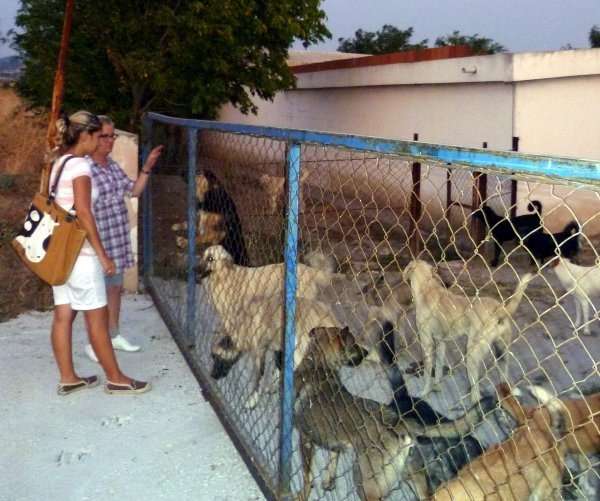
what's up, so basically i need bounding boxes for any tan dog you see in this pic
[432,383,572,500]
[294,326,427,500]
[404,259,532,402]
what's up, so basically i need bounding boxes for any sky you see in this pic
[1,0,599,58]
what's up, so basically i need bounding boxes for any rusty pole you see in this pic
[40,0,75,194]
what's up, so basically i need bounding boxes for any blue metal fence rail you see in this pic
[141,112,600,500]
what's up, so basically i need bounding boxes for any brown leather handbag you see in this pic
[12,156,87,285]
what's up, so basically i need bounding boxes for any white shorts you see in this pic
[52,255,107,310]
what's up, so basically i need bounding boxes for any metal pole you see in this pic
[40,0,75,194]
[410,133,422,256]
[141,115,154,280]
[279,141,301,500]
[510,137,519,218]
[185,128,198,342]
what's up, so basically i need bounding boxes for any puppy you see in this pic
[172,170,249,265]
[432,383,572,500]
[524,220,580,267]
[295,326,427,500]
[551,256,600,335]
[404,259,532,402]
[471,201,542,267]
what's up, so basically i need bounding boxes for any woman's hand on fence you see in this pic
[144,145,164,172]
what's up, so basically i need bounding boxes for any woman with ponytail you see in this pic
[49,110,150,395]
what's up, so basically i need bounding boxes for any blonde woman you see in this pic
[50,111,150,395]
[83,115,163,361]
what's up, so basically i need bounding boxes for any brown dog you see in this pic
[432,383,572,500]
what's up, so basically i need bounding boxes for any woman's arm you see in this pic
[131,145,164,197]
[73,175,116,275]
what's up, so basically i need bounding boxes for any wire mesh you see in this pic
[143,118,600,501]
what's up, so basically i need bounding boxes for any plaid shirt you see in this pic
[91,157,135,273]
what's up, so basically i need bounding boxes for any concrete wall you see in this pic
[217,48,600,235]
[111,130,139,292]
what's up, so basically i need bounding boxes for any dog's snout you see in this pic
[195,263,211,281]
[348,345,369,367]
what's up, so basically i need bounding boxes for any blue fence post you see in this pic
[185,127,198,342]
[141,114,154,279]
[279,141,301,499]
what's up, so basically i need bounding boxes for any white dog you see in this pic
[404,260,532,402]
[552,256,600,335]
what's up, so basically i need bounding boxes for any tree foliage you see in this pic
[434,30,506,54]
[337,25,427,54]
[11,0,330,128]
[590,25,600,48]
[338,25,506,56]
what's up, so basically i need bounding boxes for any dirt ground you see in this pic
[0,88,53,322]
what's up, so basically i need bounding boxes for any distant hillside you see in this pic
[0,55,21,71]
[0,56,22,81]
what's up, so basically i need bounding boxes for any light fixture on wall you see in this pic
[461,66,478,74]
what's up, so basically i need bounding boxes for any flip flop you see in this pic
[104,380,151,395]
[57,375,100,396]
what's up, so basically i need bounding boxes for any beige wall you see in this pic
[218,48,600,234]
[111,130,139,292]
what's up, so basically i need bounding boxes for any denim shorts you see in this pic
[104,271,124,287]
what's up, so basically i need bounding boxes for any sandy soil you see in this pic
[0,293,265,501]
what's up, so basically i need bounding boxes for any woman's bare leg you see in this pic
[84,306,129,384]
[106,284,122,336]
[51,305,79,384]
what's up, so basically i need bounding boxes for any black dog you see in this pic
[197,170,249,266]
[524,220,580,266]
[472,200,543,266]
[378,322,487,492]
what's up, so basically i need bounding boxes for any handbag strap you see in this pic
[48,155,75,201]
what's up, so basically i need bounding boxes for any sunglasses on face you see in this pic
[99,133,118,140]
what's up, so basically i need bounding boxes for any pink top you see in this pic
[49,155,98,256]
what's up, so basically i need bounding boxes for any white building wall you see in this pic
[217,48,600,235]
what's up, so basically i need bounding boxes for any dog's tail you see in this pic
[522,385,573,437]
[402,395,498,438]
[527,200,543,213]
[503,273,534,317]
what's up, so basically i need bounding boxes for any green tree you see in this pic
[337,25,427,54]
[590,25,600,48]
[434,30,506,54]
[11,0,330,128]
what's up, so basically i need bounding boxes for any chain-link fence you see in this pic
[141,113,600,500]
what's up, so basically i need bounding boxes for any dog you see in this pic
[551,256,599,335]
[294,326,427,500]
[525,220,580,267]
[498,382,600,497]
[404,259,532,402]
[432,383,572,500]
[197,245,351,301]
[471,200,542,267]
[172,170,249,265]
[208,294,340,409]
[295,326,497,499]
